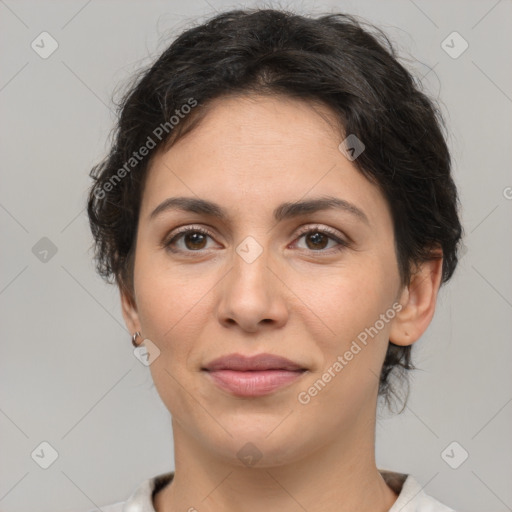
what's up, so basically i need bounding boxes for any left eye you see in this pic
[293,229,348,252]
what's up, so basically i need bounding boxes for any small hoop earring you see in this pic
[132,331,142,348]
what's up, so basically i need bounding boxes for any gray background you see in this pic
[1,0,511,511]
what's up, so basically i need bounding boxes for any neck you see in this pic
[154,416,398,512]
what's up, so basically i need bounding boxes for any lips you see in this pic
[202,353,307,397]
[202,353,306,372]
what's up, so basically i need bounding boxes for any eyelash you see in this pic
[162,224,350,255]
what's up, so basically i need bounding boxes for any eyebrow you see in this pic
[149,195,370,225]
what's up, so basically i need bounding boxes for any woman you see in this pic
[87,8,462,511]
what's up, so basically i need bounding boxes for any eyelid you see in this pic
[293,223,348,242]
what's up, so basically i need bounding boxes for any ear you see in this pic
[389,253,444,347]
[120,285,141,335]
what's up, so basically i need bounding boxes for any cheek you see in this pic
[133,246,218,344]
[290,250,399,405]
[132,258,214,418]
[294,254,398,341]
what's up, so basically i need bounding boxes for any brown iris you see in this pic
[304,232,329,250]
[184,232,208,250]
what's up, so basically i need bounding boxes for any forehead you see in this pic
[140,94,390,228]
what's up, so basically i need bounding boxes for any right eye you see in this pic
[163,226,219,253]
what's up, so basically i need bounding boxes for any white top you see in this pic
[91,470,455,512]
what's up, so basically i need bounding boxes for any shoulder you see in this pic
[85,471,174,512]
[380,470,456,512]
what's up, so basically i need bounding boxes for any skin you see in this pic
[121,94,443,512]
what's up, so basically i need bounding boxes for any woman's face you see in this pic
[123,94,405,465]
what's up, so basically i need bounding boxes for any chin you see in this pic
[200,420,315,468]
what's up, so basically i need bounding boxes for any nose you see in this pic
[215,244,289,333]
